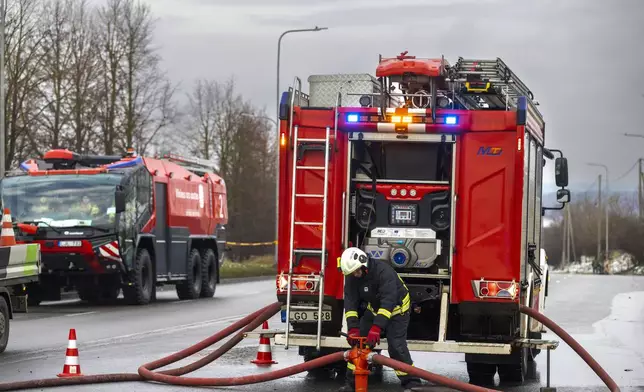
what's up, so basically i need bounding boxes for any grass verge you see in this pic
[220,255,276,279]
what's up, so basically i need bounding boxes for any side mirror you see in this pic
[556,189,571,204]
[115,190,126,213]
[555,157,569,187]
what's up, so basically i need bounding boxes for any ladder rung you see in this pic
[296,166,325,170]
[294,249,323,254]
[298,138,327,142]
[290,306,320,311]
[296,193,324,198]
[295,221,323,226]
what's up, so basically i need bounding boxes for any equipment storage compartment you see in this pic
[348,138,454,275]
[307,74,382,107]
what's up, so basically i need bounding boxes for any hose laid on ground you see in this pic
[0,301,620,392]
[519,305,620,392]
[372,354,499,392]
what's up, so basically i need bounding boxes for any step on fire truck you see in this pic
[265,53,572,384]
[0,149,228,306]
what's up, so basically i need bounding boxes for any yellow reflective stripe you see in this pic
[377,308,392,318]
[394,362,414,377]
[345,311,358,319]
[347,362,356,370]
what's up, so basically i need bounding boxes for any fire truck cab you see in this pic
[268,53,571,384]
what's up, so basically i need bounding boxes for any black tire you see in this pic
[0,297,9,354]
[123,248,154,305]
[467,362,496,386]
[498,347,528,384]
[199,248,217,298]
[176,248,202,300]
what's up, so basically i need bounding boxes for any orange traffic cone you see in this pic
[58,329,83,377]
[1,208,16,246]
[251,321,277,366]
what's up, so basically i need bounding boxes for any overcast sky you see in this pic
[142,0,643,193]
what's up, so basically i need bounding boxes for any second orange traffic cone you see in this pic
[1,208,16,246]
[58,329,83,377]
[251,321,277,366]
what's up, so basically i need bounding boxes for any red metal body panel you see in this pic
[451,130,523,304]
[142,157,228,236]
[355,183,450,201]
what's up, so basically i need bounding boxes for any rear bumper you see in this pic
[41,253,122,275]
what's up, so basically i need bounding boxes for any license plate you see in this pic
[289,310,332,322]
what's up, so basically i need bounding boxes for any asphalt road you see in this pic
[1,273,643,392]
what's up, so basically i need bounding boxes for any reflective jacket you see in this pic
[344,258,411,331]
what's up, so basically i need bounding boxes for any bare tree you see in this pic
[3,0,46,166]
[95,0,126,154]
[37,0,75,151]
[66,0,101,153]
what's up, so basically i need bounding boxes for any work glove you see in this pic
[347,328,360,346]
[366,325,381,347]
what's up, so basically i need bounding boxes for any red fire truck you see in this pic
[0,149,228,306]
[272,53,571,383]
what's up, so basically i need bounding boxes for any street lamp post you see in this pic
[587,162,609,262]
[0,0,6,179]
[274,26,328,263]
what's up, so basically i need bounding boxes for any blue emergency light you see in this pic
[445,116,458,125]
[346,114,359,123]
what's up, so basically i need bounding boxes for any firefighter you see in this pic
[338,247,423,392]
[72,195,100,217]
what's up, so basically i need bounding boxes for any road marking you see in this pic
[65,311,98,317]
[0,313,248,364]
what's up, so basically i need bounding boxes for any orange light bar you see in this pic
[280,133,287,147]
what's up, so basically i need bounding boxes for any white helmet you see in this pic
[339,247,369,276]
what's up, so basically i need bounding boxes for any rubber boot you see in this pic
[402,379,423,392]
[337,382,355,392]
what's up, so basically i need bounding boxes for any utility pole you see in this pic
[568,205,577,262]
[561,204,568,267]
[639,158,643,219]
[597,174,602,264]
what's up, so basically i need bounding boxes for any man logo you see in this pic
[370,250,384,258]
[477,146,503,156]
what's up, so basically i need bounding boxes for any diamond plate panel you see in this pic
[307,73,381,107]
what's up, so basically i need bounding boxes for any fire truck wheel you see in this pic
[0,296,9,354]
[176,248,203,300]
[497,347,529,384]
[123,248,154,305]
[199,248,217,298]
[466,362,496,385]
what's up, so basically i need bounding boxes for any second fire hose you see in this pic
[0,302,621,392]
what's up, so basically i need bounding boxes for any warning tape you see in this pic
[226,241,277,247]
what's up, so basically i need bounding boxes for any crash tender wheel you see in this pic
[123,248,154,305]
[200,248,217,298]
[0,296,10,353]
[176,248,202,300]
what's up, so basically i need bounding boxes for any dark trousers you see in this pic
[345,310,420,387]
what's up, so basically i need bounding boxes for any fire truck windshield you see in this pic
[0,174,123,229]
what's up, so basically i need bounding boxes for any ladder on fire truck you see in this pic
[284,77,332,351]
[157,152,219,176]
[446,57,540,113]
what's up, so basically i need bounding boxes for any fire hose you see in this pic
[0,302,620,392]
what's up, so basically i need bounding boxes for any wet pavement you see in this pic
[1,274,643,391]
